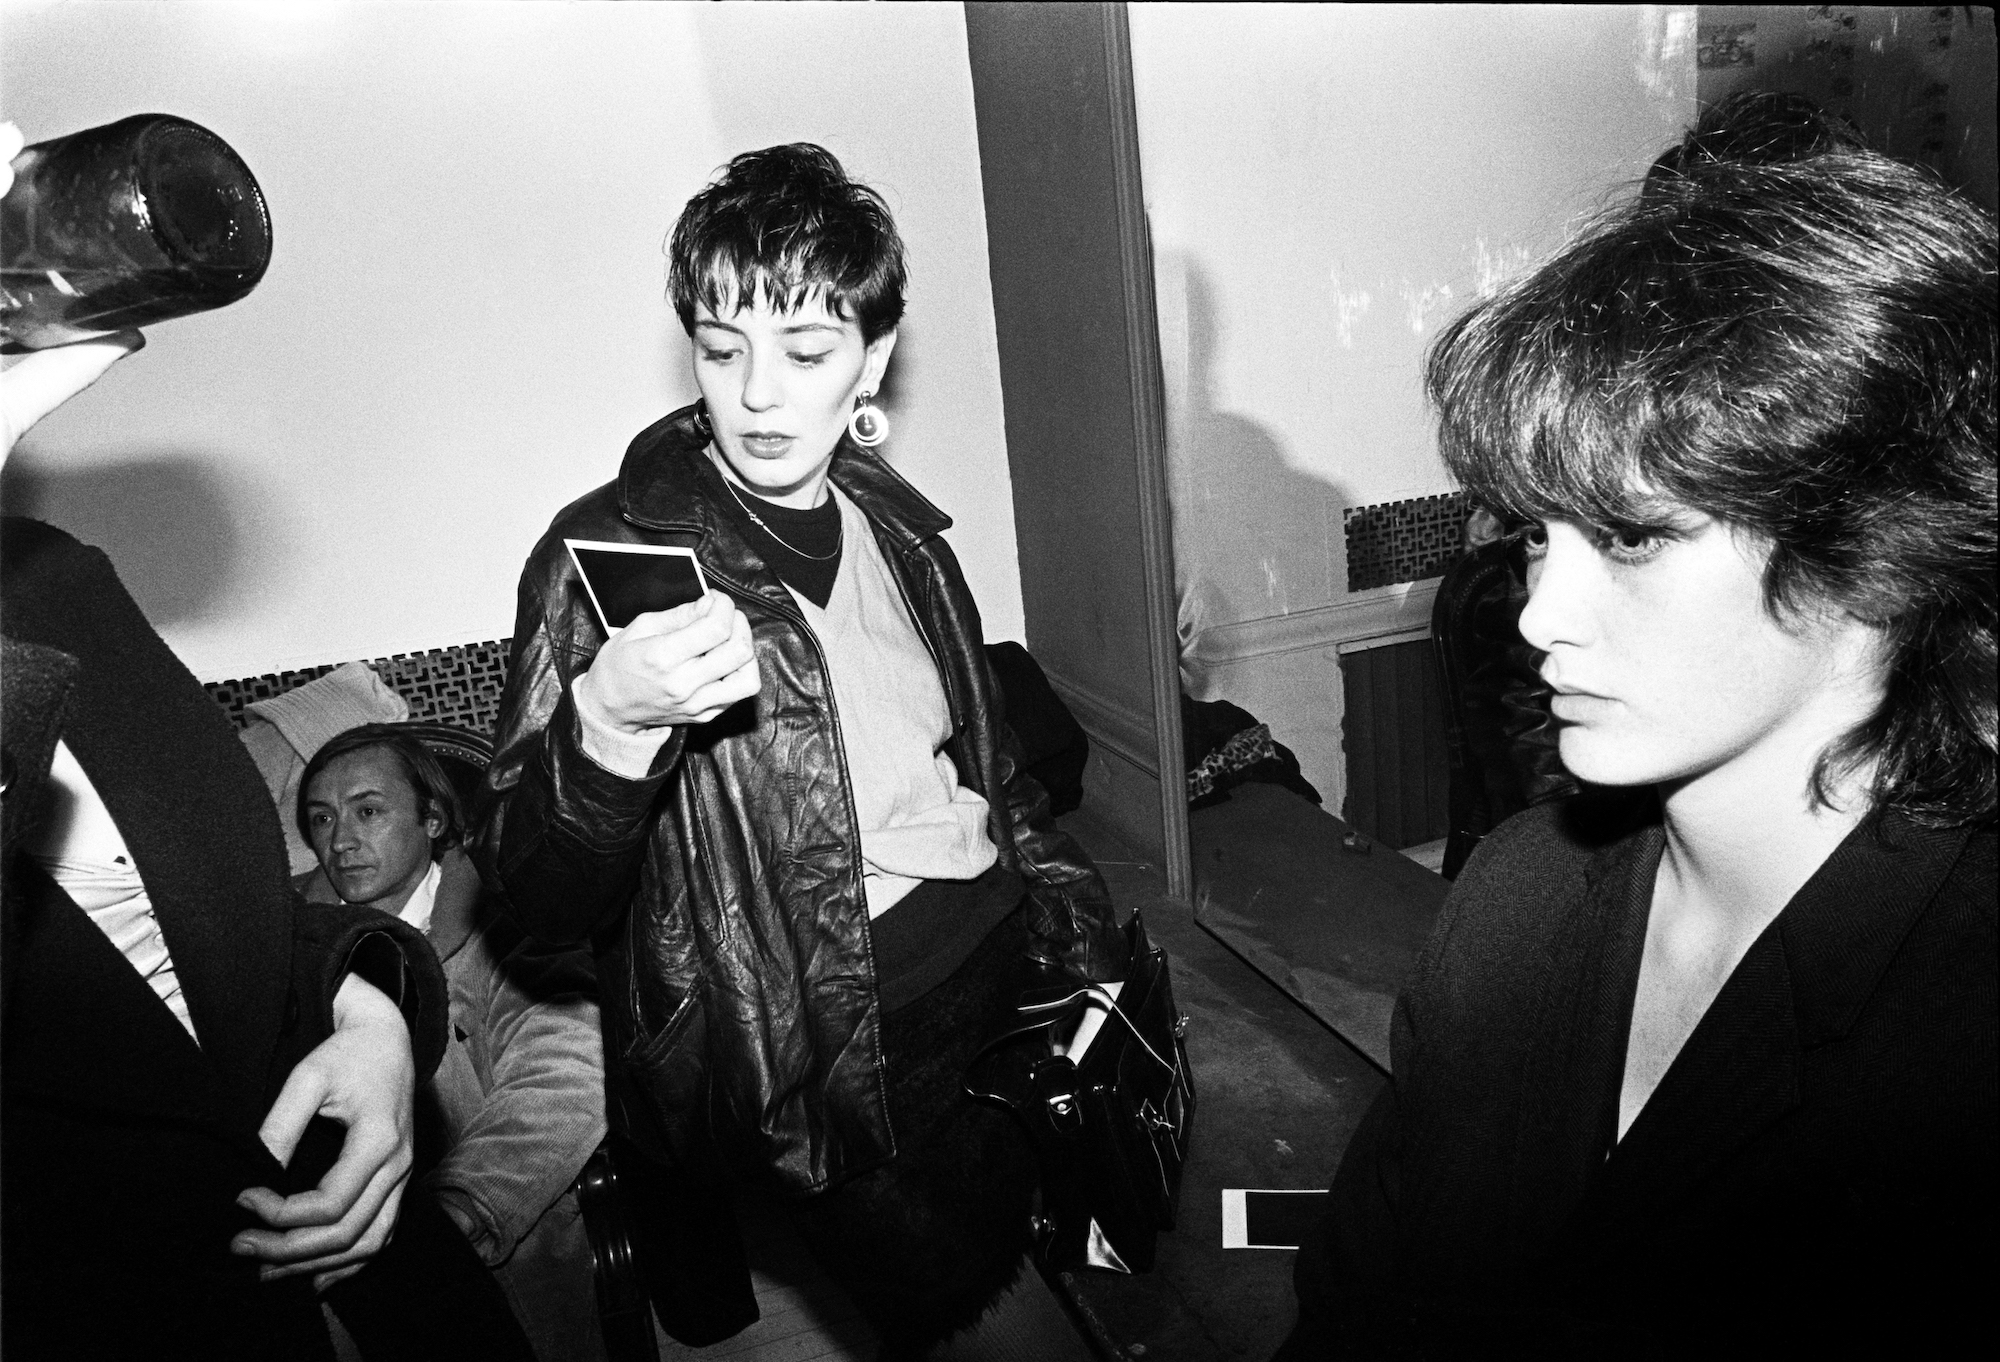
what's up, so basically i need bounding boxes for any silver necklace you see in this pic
[721,471,843,562]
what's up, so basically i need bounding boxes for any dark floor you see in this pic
[1181,783,1449,1071]
[657,1187,1091,1362]
[1053,800,1399,1362]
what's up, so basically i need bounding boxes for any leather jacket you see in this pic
[476,406,1124,1195]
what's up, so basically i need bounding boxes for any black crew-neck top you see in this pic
[716,482,843,608]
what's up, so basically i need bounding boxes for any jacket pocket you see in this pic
[614,975,709,1151]
[619,980,702,1070]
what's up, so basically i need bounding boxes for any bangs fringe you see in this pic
[686,250,863,330]
[1428,261,1673,533]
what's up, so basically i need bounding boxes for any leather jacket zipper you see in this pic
[703,559,891,1080]
[699,560,870,871]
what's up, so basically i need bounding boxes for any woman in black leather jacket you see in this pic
[477,143,1126,1356]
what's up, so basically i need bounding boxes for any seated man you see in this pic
[298,724,609,1362]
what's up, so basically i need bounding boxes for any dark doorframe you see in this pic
[965,1,1190,899]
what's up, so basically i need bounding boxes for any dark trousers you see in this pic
[323,1187,537,1362]
[787,905,1042,1355]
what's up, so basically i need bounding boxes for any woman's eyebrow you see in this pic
[1621,501,1696,525]
[1599,485,1688,522]
[778,322,843,336]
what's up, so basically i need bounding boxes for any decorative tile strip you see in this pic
[1342,491,1471,592]
[206,638,513,737]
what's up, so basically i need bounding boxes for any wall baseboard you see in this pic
[1185,579,1440,670]
[1080,741,1170,865]
[1045,669,1159,777]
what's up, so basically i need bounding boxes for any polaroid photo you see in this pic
[564,539,709,634]
[1220,1189,1330,1250]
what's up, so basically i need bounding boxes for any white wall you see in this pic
[1128,4,1697,808]
[1,0,1022,680]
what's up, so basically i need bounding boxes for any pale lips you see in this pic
[1548,689,1615,721]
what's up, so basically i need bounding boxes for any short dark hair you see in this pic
[1645,89,1869,192]
[666,143,907,344]
[296,724,465,857]
[1427,148,1997,826]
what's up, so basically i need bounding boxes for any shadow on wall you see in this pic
[1,451,242,628]
[1163,252,1354,694]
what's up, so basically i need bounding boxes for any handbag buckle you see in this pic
[1032,1057,1085,1136]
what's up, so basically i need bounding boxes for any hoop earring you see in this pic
[847,391,889,448]
[692,399,713,439]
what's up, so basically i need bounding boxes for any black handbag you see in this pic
[966,912,1195,1273]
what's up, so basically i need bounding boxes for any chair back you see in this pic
[394,721,492,799]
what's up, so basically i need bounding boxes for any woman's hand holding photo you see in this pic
[577,589,760,733]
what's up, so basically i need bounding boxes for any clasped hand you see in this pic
[579,590,761,733]
[231,973,416,1292]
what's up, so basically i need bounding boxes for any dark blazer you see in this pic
[1,518,448,1361]
[1286,793,1997,1359]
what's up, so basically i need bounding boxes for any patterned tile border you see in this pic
[206,638,513,736]
[1342,491,1472,592]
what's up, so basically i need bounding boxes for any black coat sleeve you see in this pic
[287,893,450,1085]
